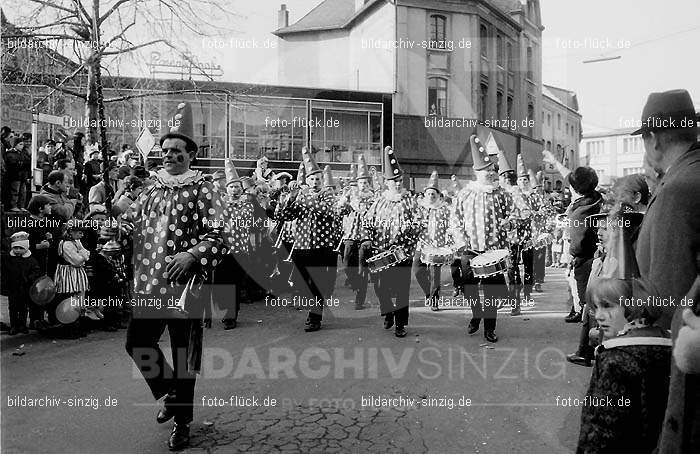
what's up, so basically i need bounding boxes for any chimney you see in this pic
[355,0,366,12]
[278,4,289,29]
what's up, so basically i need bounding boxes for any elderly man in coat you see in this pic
[632,89,700,454]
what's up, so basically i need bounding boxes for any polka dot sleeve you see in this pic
[185,180,229,268]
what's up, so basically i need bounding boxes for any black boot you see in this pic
[565,308,582,323]
[484,330,499,343]
[467,319,479,335]
[168,423,190,451]
[383,313,394,330]
[157,393,176,424]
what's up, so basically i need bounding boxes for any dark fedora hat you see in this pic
[630,89,698,135]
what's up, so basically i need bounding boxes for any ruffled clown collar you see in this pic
[154,169,207,188]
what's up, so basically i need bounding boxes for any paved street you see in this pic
[1,267,591,453]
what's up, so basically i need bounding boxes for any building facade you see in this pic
[1,81,389,176]
[541,84,582,187]
[580,128,645,186]
[275,0,546,188]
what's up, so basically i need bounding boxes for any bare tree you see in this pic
[3,0,238,204]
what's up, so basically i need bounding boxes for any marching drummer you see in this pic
[413,170,455,311]
[498,152,535,316]
[450,134,514,343]
[364,146,424,338]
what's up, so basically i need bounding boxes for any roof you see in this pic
[582,128,637,139]
[544,84,579,111]
[275,0,528,36]
[490,0,524,14]
[274,0,384,36]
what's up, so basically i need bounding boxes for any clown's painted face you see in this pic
[306,173,322,190]
[162,138,193,175]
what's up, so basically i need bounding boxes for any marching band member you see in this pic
[524,167,550,292]
[448,175,466,297]
[413,170,454,311]
[364,146,424,338]
[212,160,253,330]
[124,102,229,450]
[271,163,304,287]
[451,135,514,343]
[497,151,531,316]
[275,148,339,332]
[337,156,375,309]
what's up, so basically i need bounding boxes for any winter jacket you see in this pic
[567,191,602,263]
[39,185,76,221]
[577,328,671,454]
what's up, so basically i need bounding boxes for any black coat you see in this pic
[567,191,602,263]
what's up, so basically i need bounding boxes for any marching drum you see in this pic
[470,249,511,278]
[367,246,407,274]
[420,246,454,266]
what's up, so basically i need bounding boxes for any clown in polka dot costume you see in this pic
[124,101,231,451]
[131,170,230,300]
[449,134,514,343]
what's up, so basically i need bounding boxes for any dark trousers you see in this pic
[521,247,534,297]
[533,246,546,283]
[9,179,28,210]
[373,259,412,327]
[456,252,508,332]
[8,295,28,329]
[212,254,248,321]
[293,248,338,322]
[450,258,462,289]
[574,257,594,359]
[28,301,44,324]
[412,252,441,301]
[342,240,372,307]
[125,315,197,424]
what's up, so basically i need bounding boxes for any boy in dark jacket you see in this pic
[1,232,42,334]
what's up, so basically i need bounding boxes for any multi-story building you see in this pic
[541,84,582,187]
[580,128,647,186]
[275,0,545,187]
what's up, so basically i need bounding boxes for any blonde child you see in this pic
[577,277,671,453]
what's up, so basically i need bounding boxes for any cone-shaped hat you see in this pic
[160,102,197,152]
[357,155,371,180]
[516,153,528,177]
[348,164,358,186]
[425,170,440,192]
[497,149,513,175]
[301,147,321,176]
[323,165,336,188]
[225,160,241,185]
[470,135,492,171]
[296,162,306,184]
[383,146,404,180]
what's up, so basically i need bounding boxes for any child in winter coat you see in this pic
[1,232,41,334]
[577,277,671,453]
